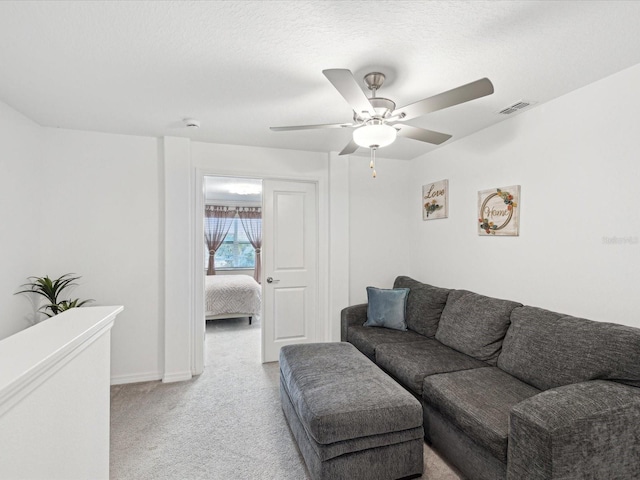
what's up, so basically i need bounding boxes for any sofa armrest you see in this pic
[340,304,367,342]
[507,380,640,480]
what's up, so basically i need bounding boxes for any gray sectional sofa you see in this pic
[341,276,640,480]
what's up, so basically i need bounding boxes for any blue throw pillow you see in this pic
[363,287,410,331]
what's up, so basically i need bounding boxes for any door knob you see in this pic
[266,277,279,284]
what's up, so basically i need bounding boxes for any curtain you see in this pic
[204,206,236,275]
[238,207,262,283]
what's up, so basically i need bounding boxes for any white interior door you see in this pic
[262,179,318,362]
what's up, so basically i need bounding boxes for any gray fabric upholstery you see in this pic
[341,280,640,480]
[347,325,426,361]
[392,275,425,289]
[280,379,423,462]
[498,306,640,390]
[341,303,367,342]
[422,401,506,480]
[508,380,640,480]
[376,338,487,395]
[436,290,522,365]
[281,380,424,480]
[423,367,540,462]
[279,343,423,445]
[393,276,451,337]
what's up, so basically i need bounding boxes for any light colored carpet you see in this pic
[110,317,462,479]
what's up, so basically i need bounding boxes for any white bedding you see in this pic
[205,274,261,318]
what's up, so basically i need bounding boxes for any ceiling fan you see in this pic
[270,69,494,176]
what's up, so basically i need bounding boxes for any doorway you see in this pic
[202,176,263,366]
[193,173,322,373]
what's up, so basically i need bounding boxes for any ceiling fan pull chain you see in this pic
[372,147,377,178]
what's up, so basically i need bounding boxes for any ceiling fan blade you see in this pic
[339,139,359,156]
[394,78,494,121]
[270,122,353,132]
[323,69,375,118]
[397,124,452,145]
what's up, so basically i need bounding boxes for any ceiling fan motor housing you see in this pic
[353,98,396,122]
[363,72,395,118]
[369,97,396,118]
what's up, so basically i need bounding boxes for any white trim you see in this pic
[328,152,350,341]
[162,371,193,383]
[192,170,206,376]
[317,172,329,347]
[110,371,162,385]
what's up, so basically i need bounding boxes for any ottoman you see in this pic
[279,342,424,480]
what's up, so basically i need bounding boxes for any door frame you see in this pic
[192,169,328,373]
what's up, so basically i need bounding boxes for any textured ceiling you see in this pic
[1,1,640,160]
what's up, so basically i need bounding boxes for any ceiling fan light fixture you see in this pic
[353,123,397,149]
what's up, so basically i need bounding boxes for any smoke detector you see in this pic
[183,118,201,128]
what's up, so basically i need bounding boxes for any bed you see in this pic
[205,274,262,324]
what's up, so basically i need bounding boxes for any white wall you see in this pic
[40,129,163,383]
[408,63,640,328]
[348,154,412,304]
[191,142,330,179]
[0,101,43,340]
[3,131,347,383]
[5,62,636,385]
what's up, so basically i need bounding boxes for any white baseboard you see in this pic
[110,371,162,385]
[162,371,193,383]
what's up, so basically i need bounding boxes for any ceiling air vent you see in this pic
[497,100,536,115]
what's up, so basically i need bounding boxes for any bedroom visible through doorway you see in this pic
[203,176,263,365]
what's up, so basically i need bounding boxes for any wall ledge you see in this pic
[0,306,123,417]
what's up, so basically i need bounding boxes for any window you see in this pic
[205,215,257,270]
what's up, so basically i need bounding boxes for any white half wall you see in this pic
[408,63,640,328]
[0,306,122,480]
[348,154,412,305]
[40,129,163,383]
[0,100,43,340]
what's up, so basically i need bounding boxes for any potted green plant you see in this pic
[16,273,94,318]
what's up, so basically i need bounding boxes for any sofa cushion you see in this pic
[423,367,540,463]
[498,306,640,390]
[363,286,410,331]
[435,290,522,365]
[347,325,426,361]
[376,338,488,395]
[394,276,451,337]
